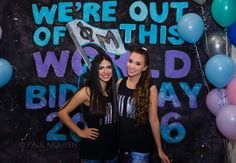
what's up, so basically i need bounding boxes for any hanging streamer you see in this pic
[200,4,209,58]
[194,44,209,92]
[224,29,229,57]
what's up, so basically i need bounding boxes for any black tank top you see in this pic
[117,77,155,153]
[80,96,118,159]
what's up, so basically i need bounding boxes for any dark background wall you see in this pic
[0,0,225,163]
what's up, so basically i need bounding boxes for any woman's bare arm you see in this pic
[149,85,170,163]
[58,87,99,140]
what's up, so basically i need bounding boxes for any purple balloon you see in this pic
[206,89,230,116]
[216,105,236,140]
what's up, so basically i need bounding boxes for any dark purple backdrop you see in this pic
[0,0,225,163]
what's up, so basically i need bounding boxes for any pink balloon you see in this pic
[206,89,230,116]
[226,77,236,105]
[216,105,236,140]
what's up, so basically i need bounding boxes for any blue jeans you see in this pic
[82,156,118,163]
[119,150,150,163]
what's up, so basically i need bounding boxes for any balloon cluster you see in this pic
[177,0,236,140]
[206,0,236,140]
[0,27,13,88]
[207,83,236,140]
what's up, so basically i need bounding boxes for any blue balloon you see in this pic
[177,13,204,44]
[227,21,236,46]
[0,58,13,88]
[205,54,236,88]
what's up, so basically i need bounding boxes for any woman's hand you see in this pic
[79,128,99,140]
[158,150,171,163]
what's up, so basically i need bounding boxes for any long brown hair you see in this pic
[132,48,151,124]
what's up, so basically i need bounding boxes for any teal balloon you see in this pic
[205,54,236,88]
[0,58,13,88]
[177,13,204,44]
[211,0,236,27]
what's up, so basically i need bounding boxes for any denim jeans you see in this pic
[119,150,150,163]
[81,155,118,163]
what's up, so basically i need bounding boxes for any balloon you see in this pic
[216,105,236,140]
[211,0,236,27]
[0,58,13,88]
[227,21,236,46]
[177,13,204,44]
[205,54,236,88]
[226,77,236,105]
[204,32,231,57]
[206,88,230,116]
[192,0,207,5]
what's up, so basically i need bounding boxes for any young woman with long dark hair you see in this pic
[58,53,118,163]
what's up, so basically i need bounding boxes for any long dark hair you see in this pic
[132,48,151,124]
[85,53,118,123]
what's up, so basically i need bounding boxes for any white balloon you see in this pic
[192,0,207,5]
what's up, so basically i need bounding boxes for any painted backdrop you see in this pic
[0,0,225,163]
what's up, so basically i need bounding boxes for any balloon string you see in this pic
[218,93,232,163]
[223,137,231,163]
[201,5,209,56]
[224,28,229,57]
[228,140,235,163]
[217,89,227,109]
[194,44,210,92]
